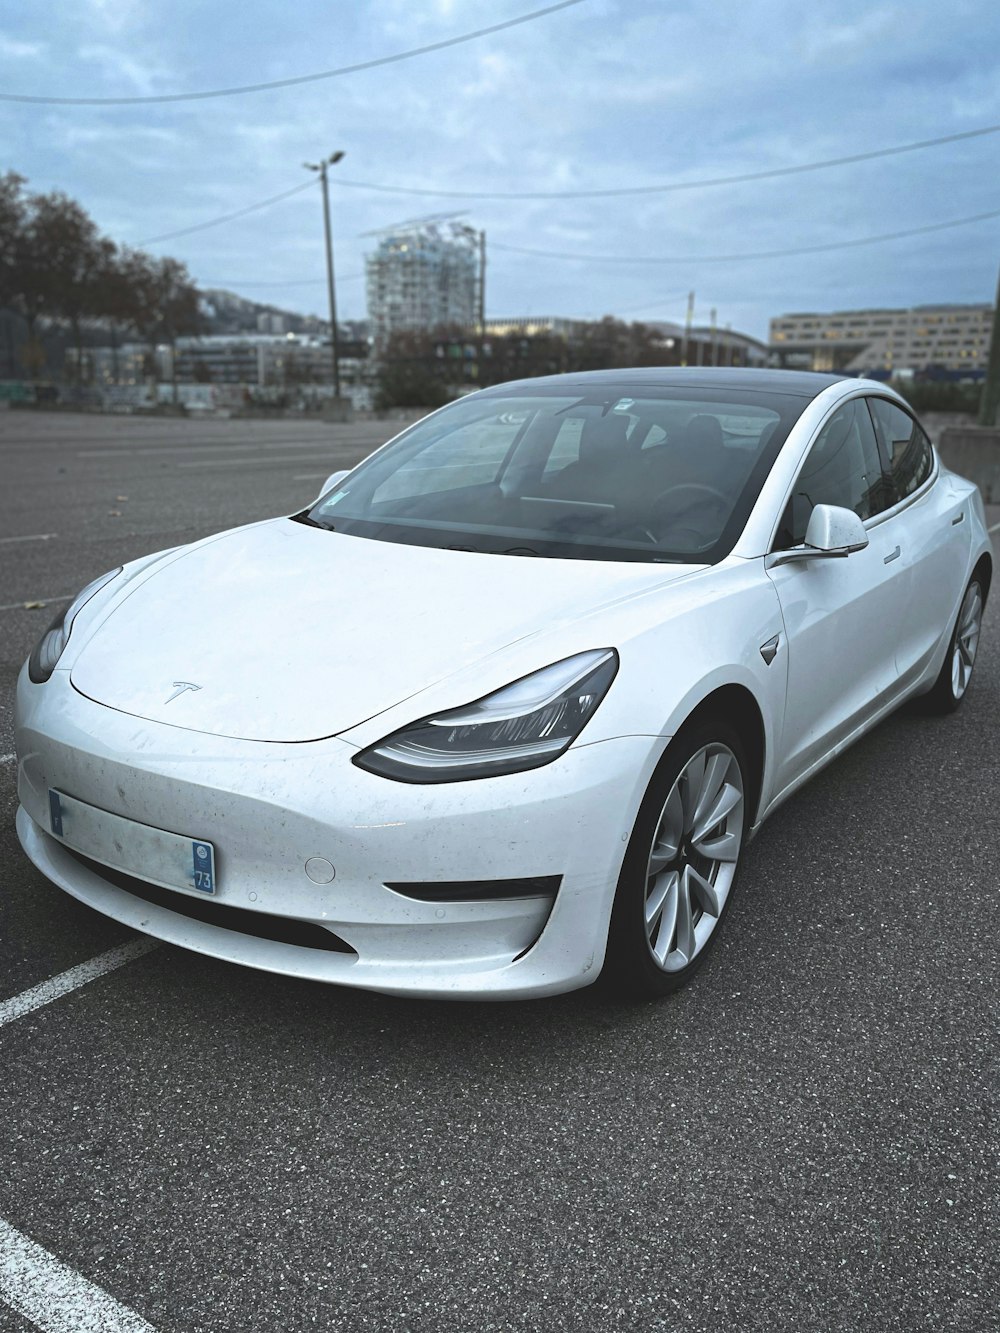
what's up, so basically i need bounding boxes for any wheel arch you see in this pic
[972,550,993,604]
[670,683,767,830]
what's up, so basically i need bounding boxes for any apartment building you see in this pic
[770,304,993,376]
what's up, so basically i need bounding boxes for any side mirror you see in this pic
[770,504,869,567]
[804,504,869,554]
[316,469,349,501]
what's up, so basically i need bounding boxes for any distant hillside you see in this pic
[200,289,327,336]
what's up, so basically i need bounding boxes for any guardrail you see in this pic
[938,426,1000,503]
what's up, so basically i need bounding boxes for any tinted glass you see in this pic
[304,384,811,564]
[867,397,934,501]
[775,397,892,549]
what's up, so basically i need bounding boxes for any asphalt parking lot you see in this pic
[1,409,998,1332]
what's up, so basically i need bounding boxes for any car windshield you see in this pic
[303,383,809,564]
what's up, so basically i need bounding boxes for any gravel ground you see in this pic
[0,409,997,1333]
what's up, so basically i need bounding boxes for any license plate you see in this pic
[48,789,217,895]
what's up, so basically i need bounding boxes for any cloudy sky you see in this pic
[2,0,1000,339]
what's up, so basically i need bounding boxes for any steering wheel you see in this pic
[652,482,730,510]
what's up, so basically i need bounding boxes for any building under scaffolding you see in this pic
[365,217,480,349]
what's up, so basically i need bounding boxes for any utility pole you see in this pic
[304,150,345,400]
[710,307,718,366]
[478,229,486,384]
[978,263,1000,427]
[681,291,694,366]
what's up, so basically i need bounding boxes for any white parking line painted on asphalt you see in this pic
[0,1217,156,1333]
[177,453,341,469]
[0,939,160,1030]
[293,473,327,481]
[78,438,340,458]
[0,532,57,545]
[0,594,73,614]
[988,519,1000,534]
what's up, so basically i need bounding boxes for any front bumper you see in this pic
[14,667,661,998]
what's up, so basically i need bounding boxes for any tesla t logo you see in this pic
[165,681,202,704]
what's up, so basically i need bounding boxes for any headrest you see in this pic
[579,411,630,461]
[679,414,725,452]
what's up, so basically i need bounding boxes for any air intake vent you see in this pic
[385,875,561,903]
[66,850,356,955]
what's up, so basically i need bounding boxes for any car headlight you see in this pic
[354,649,619,783]
[27,568,122,684]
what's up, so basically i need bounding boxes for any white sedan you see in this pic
[14,369,992,999]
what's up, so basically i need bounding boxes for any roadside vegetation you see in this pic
[0,171,200,384]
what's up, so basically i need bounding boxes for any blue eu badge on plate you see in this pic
[191,840,216,894]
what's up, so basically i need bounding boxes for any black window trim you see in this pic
[765,388,937,554]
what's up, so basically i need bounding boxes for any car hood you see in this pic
[70,519,700,742]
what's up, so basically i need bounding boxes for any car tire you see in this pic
[604,718,750,999]
[918,575,985,715]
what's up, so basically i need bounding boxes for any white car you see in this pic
[14,369,991,999]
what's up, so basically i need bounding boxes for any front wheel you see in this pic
[604,720,750,998]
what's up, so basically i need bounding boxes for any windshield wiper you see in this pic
[292,511,335,532]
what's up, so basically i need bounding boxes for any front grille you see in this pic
[66,849,356,955]
[385,875,562,903]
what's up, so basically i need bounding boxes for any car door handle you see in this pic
[952,511,965,525]
[883,545,901,565]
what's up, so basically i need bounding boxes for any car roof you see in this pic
[477,367,850,400]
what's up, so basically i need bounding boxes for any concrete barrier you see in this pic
[937,426,1000,503]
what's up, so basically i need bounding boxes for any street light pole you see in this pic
[304,150,345,399]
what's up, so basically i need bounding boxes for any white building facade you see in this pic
[366,220,479,348]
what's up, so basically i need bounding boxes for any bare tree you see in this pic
[32,192,105,382]
[0,172,26,312]
[126,254,201,401]
[0,176,207,391]
[94,243,145,384]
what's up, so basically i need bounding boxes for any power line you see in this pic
[135,179,317,245]
[127,118,1000,250]
[200,273,365,287]
[489,207,1000,264]
[328,122,1000,199]
[606,292,694,317]
[0,1,585,106]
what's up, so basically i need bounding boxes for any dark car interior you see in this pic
[360,407,771,555]
[307,389,797,563]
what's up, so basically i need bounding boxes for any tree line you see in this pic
[0,171,200,382]
[374,318,733,409]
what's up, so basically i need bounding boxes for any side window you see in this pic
[639,423,668,450]
[867,397,933,502]
[541,418,585,479]
[774,399,891,549]
[371,416,520,504]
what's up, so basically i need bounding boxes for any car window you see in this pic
[307,385,809,565]
[541,417,585,478]
[775,398,892,549]
[371,414,522,504]
[867,397,934,502]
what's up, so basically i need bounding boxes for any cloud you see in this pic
[83,0,146,34]
[77,42,169,96]
[0,32,46,58]
[1,0,997,339]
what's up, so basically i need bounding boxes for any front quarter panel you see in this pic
[341,557,788,823]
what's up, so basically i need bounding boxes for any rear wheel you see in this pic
[604,720,749,998]
[920,576,984,714]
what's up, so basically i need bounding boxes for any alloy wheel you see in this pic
[951,582,983,699]
[643,743,745,972]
